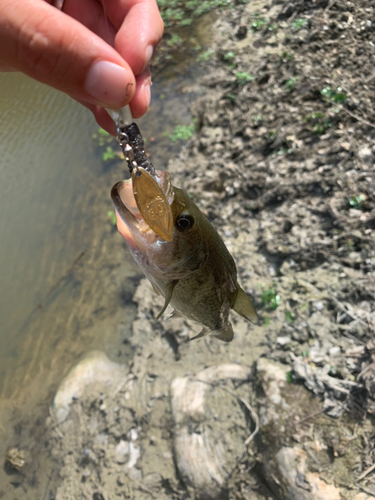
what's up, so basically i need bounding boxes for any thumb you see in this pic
[0,0,135,108]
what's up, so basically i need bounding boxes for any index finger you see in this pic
[98,0,164,75]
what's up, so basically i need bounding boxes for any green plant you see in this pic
[263,316,271,326]
[281,50,294,61]
[286,371,295,383]
[262,288,280,310]
[285,311,296,323]
[157,0,236,28]
[349,194,365,210]
[92,127,112,147]
[102,146,116,162]
[235,72,254,84]
[107,211,117,226]
[285,77,297,91]
[291,18,308,31]
[168,123,195,142]
[304,112,332,134]
[252,17,269,30]
[225,93,236,102]
[197,48,214,62]
[252,114,263,124]
[269,130,276,141]
[321,86,346,103]
[223,51,235,62]
[167,33,182,47]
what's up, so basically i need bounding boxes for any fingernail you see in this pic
[145,45,154,64]
[142,79,151,110]
[85,60,132,106]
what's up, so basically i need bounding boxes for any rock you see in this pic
[358,145,374,164]
[276,336,292,347]
[52,351,127,423]
[269,446,341,500]
[171,364,252,500]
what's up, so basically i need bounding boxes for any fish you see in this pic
[111,168,258,342]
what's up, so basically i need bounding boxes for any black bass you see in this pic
[111,169,257,342]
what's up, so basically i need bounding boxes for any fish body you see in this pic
[111,170,257,342]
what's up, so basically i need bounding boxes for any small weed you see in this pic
[225,93,236,102]
[223,51,235,62]
[346,239,354,247]
[285,77,297,91]
[167,33,182,47]
[92,128,112,147]
[291,18,308,31]
[102,146,116,162]
[276,148,293,156]
[252,114,263,124]
[262,288,280,310]
[281,50,294,61]
[349,194,365,210]
[158,0,236,28]
[160,93,166,100]
[285,311,296,323]
[235,72,254,84]
[268,24,277,31]
[321,86,346,103]
[286,371,295,383]
[252,17,269,30]
[304,112,332,134]
[301,349,309,359]
[107,211,117,226]
[197,48,214,62]
[168,123,195,142]
[269,130,276,141]
[263,316,271,326]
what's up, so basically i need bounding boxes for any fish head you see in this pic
[111,171,208,281]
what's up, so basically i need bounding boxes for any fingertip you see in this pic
[129,68,152,119]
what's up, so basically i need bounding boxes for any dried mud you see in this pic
[3,0,375,499]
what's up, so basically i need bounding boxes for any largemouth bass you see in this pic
[111,169,258,342]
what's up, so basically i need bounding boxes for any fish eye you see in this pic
[175,212,194,232]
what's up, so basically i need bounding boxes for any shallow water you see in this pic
[0,69,201,398]
[0,10,214,497]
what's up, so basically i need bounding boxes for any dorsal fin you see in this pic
[230,287,258,323]
[156,280,178,319]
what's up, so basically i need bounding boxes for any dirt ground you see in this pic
[3,0,375,499]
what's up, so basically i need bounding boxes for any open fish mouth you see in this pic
[111,180,159,247]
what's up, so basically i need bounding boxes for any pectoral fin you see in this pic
[156,280,178,320]
[230,287,258,323]
[190,324,234,343]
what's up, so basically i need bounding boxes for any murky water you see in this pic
[0,38,210,500]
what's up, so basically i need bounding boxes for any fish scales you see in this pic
[111,171,258,342]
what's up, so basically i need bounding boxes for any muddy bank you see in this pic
[3,0,375,498]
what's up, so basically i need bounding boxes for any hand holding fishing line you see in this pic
[0,0,163,132]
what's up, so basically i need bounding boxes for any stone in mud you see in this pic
[171,364,252,500]
[52,351,127,423]
[255,358,369,500]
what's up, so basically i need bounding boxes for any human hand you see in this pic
[0,0,163,133]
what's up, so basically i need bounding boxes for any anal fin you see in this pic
[190,324,234,343]
[230,287,258,323]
